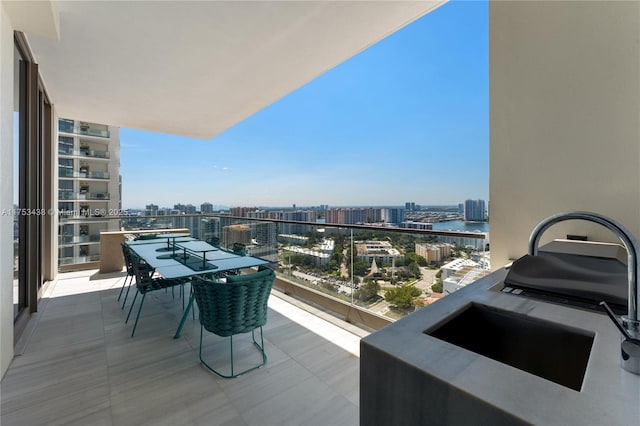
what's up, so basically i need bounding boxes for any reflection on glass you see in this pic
[13,43,23,319]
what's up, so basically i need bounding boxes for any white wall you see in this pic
[490,1,640,268]
[0,2,16,378]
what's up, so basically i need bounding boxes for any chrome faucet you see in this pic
[528,211,640,375]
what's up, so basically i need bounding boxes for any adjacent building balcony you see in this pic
[58,191,110,201]
[58,169,110,180]
[58,147,110,159]
[58,254,101,265]
[58,234,101,245]
[58,119,111,139]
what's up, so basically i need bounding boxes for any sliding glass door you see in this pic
[13,32,53,335]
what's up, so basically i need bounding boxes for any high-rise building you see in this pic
[464,199,486,222]
[144,204,159,216]
[280,210,317,234]
[325,207,378,225]
[229,206,256,217]
[57,118,120,268]
[381,208,405,226]
[200,202,213,214]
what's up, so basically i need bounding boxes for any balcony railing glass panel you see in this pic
[109,213,490,322]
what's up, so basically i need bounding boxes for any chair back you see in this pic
[232,242,247,256]
[130,253,154,288]
[192,268,275,337]
[121,244,135,276]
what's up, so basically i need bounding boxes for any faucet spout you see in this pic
[528,211,639,322]
[528,212,640,375]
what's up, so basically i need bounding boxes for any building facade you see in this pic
[57,118,120,269]
[464,199,486,222]
[415,242,452,264]
[356,240,404,264]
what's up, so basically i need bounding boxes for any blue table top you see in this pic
[125,236,195,246]
[156,256,269,279]
[175,240,218,253]
[126,239,268,278]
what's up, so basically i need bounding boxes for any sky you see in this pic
[120,1,488,210]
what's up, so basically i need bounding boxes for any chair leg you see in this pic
[121,279,133,310]
[191,287,196,320]
[125,290,139,323]
[130,293,147,337]
[199,327,267,379]
[117,274,130,302]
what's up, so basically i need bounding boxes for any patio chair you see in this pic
[206,236,220,247]
[232,242,246,255]
[192,267,275,378]
[117,243,135,308]
[125,253,190,337]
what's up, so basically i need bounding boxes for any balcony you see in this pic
[59,169,111,180]
[0,269,362,425]
[58,192,110,201]
[58,234,101,245]
[59,147,110,159]
[58,120,110,138]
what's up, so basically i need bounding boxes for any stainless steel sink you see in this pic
[425,303,594,391]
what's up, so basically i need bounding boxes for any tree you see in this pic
[407,262,421,279]
[353,261,369,276]
[431,280,443,293]
[385,284,421,308]
[354,280,380,302]
[405,252,427,267]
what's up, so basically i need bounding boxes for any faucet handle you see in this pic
[600,301,640,366]
[599,301,635,340]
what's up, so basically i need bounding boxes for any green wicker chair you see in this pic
[125,253,190,337]
[192,267,275,378]
[118,243,136,309]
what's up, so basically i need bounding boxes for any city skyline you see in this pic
[129,201,484,212]
[120,1,488,209]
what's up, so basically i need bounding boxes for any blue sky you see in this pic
[121,1,488,209]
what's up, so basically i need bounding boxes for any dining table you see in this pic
[124,237,270,338]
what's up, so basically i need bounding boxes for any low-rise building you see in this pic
[282,246,330,266]
[415,242,452,264]
[356,240,404,264]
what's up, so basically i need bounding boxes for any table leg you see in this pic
[174,291,195,339]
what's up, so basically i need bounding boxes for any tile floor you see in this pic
[1,270,363,426]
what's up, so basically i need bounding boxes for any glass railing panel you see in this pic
[58,119,110,138]
[58,120,74,133]
[58,170,110,179]
[115,213,490,322]
[86,171,110,179]
[79,149,110,159]
[58,146,74,155]
[79,128,110,138]
[58,168,75,178]
[86,192,109,200]
[58,191,75,200]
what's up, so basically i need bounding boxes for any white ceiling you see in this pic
[20,0,446,139]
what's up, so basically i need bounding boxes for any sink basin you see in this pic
[425,303,594,391]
